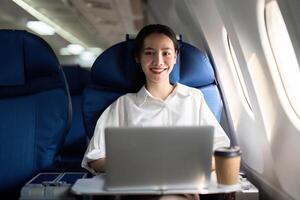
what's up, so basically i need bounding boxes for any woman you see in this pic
[82,24,230,200]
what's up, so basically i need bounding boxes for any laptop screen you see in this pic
[104,126,214,192]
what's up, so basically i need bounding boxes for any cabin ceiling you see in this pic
[0,0,146,65]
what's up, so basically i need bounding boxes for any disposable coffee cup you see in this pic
[214,146,242,186]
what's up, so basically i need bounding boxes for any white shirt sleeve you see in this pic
[81,99,121,174]
[198,92,230,150]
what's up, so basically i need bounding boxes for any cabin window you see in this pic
[226,34,253,111]
[265,0,300,118]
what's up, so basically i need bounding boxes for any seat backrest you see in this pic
[61,64,90,170]
[83,36,222,138]
[0,30,71,198]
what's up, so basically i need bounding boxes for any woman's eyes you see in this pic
[144,51,154,55]
[143,51,171,56]
[162,52,171,56]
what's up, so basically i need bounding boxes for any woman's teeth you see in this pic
[150,68,167,73]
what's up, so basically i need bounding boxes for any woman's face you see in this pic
[138,33,177,85]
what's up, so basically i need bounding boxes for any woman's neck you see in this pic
[146,81,175,100]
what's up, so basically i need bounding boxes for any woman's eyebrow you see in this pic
[143,47,155,51]
[143,47,173,51]
[161,47,173,50]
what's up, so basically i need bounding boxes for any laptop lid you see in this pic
[104,126,214,193]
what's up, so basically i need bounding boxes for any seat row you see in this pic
[0,30,223,198]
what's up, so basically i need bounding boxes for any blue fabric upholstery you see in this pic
[0,31,25,85]
[0,30,71,198]
[83,36,222,138]
[61,65,90,170]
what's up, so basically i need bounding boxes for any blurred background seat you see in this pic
[61,64,90,171]
[0,30,71,199]
[82,35,222,139]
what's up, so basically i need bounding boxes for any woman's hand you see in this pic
[211,156,215,171]
[88,157,106,173]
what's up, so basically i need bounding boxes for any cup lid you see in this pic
[214,146,242,157]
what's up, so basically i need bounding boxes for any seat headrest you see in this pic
[91,36,215,90]
[174,42,215,87]
[0,30,63,97]
[0,30,25,85]
[63,65,90,95]
[91,40,145,92]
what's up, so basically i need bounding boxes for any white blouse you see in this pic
[82,83,230,174]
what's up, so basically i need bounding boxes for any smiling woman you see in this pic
[82,24,230,200]
[139,34,176,86]
[134,25,178,100]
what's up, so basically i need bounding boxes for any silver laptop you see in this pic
[104,126,214,193]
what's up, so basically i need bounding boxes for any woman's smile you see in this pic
[150,66,169,74]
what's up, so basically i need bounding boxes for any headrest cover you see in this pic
[91,40,145,92]
[91,37,215,91]
[0,30,63,97]
[0,30,25,85]
[175,42,215,87]
[22,31,60,79]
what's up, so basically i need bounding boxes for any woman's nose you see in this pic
[153,53,163,66]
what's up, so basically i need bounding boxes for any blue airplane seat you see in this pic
[83,35,222,138]
[61,65,90,170]
[0,30,71,198]
[177,42,222,121]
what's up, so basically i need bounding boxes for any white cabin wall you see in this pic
[183,0,270,184]
[219,1,300,199]
[277,0,300,67]
[184,0,300,199]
